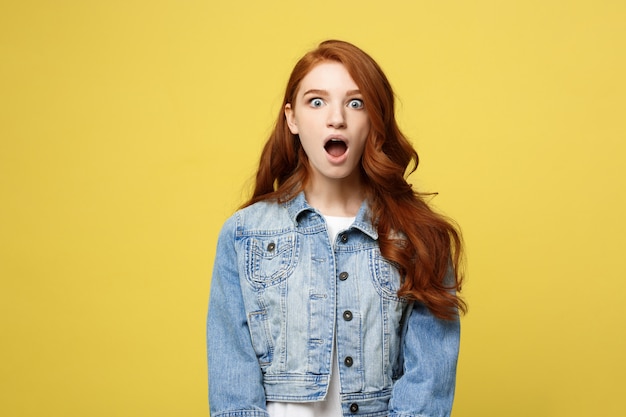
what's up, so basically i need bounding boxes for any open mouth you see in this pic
[324,138,348,157]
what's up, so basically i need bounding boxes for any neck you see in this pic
[304,174,365,217]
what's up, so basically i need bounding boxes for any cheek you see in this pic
[357,117,371,138]
[354,121,371,156]
[297,132,316,155]
[353,112,370,130]
[292,112,317,135]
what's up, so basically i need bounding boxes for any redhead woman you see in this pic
[207,40,466,417]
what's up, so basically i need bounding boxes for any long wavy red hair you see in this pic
[244,40,466,320]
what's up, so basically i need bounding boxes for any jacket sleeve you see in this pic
[388,268,461,417]
[207,216,269,417]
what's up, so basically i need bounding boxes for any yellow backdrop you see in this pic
[1,1,624,416]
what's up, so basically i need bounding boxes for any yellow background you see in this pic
[1,1,624,416]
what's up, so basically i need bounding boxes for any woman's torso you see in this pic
[215,193,411,415]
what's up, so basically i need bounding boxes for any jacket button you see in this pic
[343,310,353,321]
[349,403,359,413]
[266,242,275,252]
[339,272,349,281]
[340,233,349,243]
[344,356,353,367]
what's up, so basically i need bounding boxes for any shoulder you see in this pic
[221,199,293,238]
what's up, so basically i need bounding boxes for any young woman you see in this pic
[207,40,466,417]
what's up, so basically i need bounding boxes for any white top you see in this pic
[266,215,355,417]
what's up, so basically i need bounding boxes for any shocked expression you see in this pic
[285,62,370,186]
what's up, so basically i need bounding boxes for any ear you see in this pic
[284,103,299,134]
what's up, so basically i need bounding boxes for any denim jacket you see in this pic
[207,193,460,417]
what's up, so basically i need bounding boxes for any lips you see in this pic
[324,138,348,157]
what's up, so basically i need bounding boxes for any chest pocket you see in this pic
[369,252,406,302]
[244,233,298,288]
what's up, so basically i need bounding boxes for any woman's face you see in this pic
[285,62,370,188]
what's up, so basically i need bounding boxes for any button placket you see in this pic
[337,237,357,402]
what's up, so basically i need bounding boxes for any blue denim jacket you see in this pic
[207,193,460,417]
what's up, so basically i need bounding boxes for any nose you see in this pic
[326,104,346,129]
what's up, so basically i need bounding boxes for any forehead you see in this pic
[297,62,359,94]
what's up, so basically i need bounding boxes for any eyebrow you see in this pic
[302,89,362,96]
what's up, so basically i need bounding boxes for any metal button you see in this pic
[349,403,359,413]
[339,272,349,281]
[267,242,275,252]
[343,310,353,321]
[344,356,353,367]
[340,233,348,243]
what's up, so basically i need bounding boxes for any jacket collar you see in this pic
[284,192,379,241]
